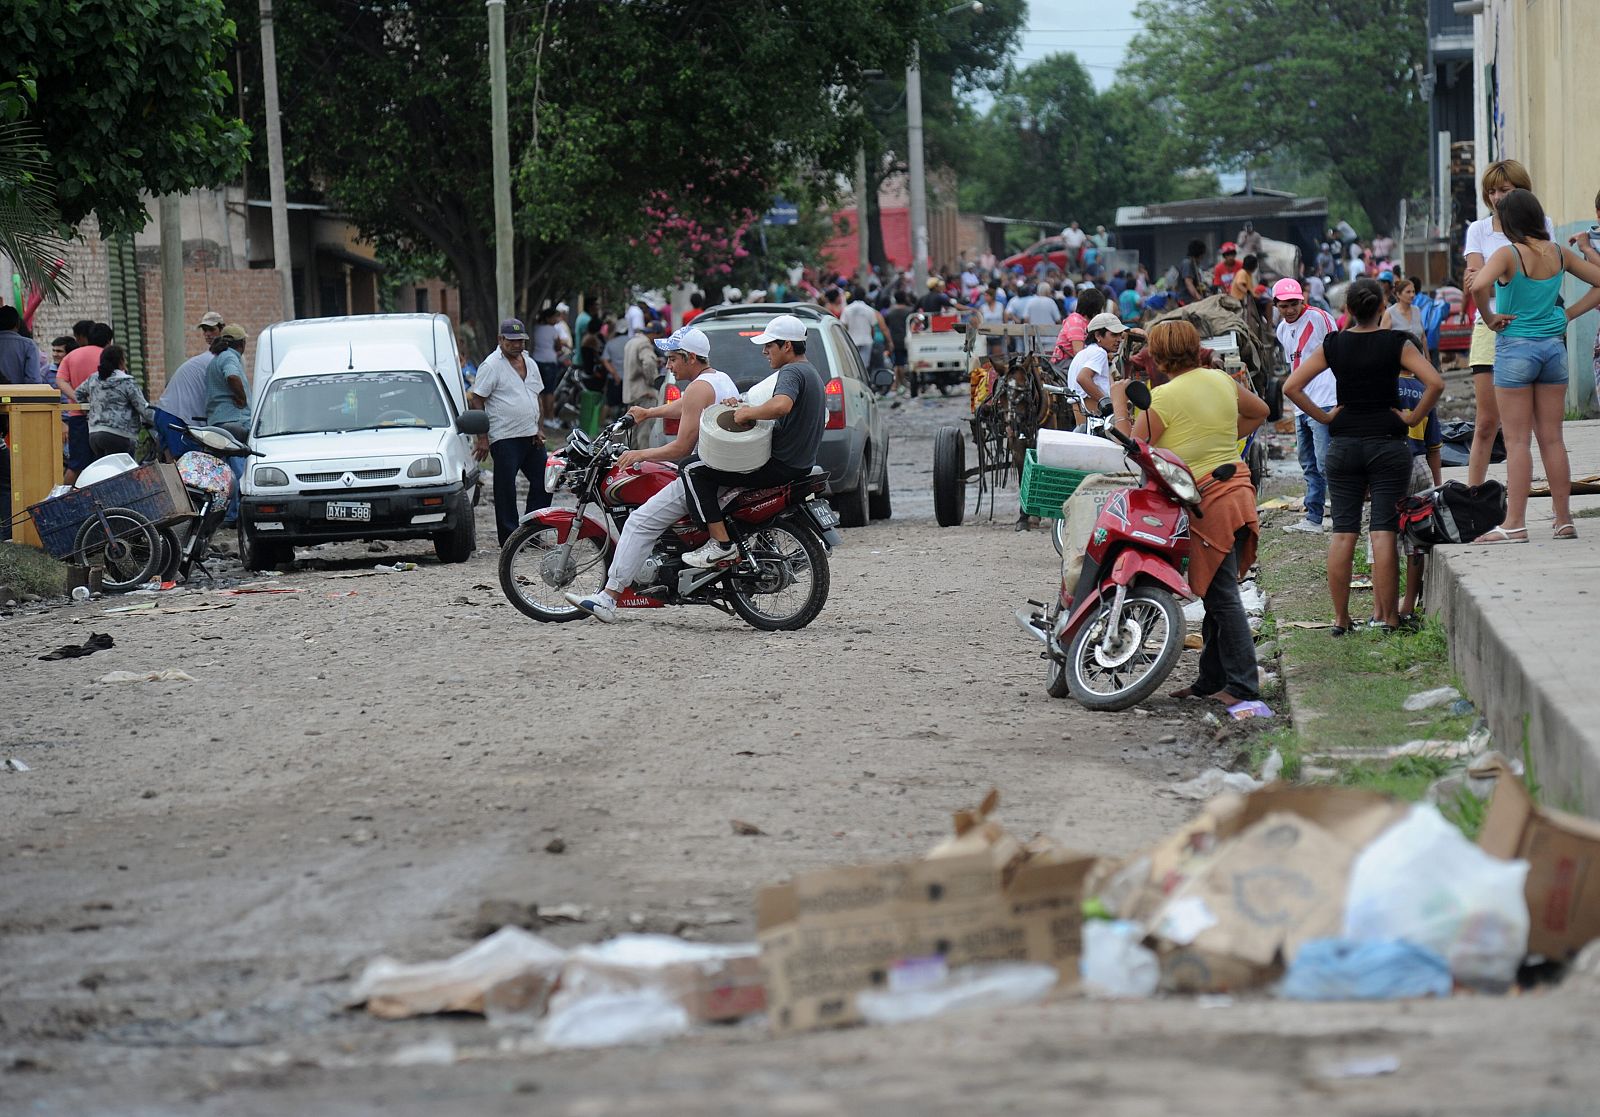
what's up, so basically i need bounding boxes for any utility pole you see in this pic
[158,196,185,381]
[855,143,871,288]
[259,0,295,319]
[488,0,514,322]
[906,43,929,291]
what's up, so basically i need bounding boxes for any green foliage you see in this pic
[259,0,937,331]
[2,0,248,236]
[1127,0,1427,233]
[0,80,68,297]
[955,55,1214,227]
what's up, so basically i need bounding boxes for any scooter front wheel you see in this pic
[1063,585,1185,711]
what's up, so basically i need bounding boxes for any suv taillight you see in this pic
[824,377,845,430]
[663,382,681,435]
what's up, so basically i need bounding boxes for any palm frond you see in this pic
[0,120,71,299]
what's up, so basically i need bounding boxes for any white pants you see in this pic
[606,481,689,593]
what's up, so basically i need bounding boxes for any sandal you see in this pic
[1554,522,1578,540]
[1477,526,1528,545]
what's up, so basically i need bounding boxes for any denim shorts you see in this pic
[1494,335,1567,388]
[1326,436,1411,534]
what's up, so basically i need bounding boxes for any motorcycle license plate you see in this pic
[326,501,372,522]
[806,500,840,530]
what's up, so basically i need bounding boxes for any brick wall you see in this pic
[31,215,112,345]
[139,267,287,396]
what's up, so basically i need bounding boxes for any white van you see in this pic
[237,313,489,570]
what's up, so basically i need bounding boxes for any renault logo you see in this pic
[342,473,355,487]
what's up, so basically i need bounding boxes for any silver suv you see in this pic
[646,303,890,526]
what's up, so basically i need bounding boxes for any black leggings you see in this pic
[88,431,135,461]
[1325,436,1410,534]
[681,457,809,527]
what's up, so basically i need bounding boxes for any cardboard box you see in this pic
[1135,788,1407,993]
[757,849,1096,1034]
[1478,761,1600,961]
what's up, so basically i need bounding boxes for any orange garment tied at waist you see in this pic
[1186,470,1258,597]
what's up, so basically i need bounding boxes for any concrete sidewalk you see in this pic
[1427,419,1600,812]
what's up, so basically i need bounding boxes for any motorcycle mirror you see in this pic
[1124,381,1153,411]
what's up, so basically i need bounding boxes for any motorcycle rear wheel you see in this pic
[1063,585,1184,711]
[499,520,608,622]
[727,521,829,631]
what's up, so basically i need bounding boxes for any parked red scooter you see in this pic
[1016,382,1229,711]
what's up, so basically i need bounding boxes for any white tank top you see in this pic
[685,369,739,405]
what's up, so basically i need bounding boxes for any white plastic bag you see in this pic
[1080,920,1160,999]
[855,962,1057,1025]
[539,988,690,1049]
[1343,804,1529,984]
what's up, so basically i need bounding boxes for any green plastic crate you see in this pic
[1019,449,1092,520]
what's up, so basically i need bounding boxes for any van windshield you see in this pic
[257,371,450,437]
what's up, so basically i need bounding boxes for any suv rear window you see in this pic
[695,320,835,391]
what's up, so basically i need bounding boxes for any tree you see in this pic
[1127,0,1427,234]
[252,0,931,336]
[1,0,248,237]
[953,56,1215,232]
[0,80,67,299]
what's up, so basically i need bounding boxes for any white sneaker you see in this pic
[1281,518,1325,534]
[682,539,737,568]
[564,590,617,622]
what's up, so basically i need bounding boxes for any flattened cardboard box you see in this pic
[1478,760,1600,961]
[757,850,1095,1033]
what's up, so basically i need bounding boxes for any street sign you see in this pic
[764,198,798,226]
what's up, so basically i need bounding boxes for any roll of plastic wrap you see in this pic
[696,404,774,473]
[745,372,779,406]
[1035,429,1129,474]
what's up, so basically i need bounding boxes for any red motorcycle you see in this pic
[1016,383,1224,710]
[497,416,842,630]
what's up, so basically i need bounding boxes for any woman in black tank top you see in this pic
[1284,279,1443,633]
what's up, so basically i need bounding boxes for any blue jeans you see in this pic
[1295,413,1331,524]
[225,456,246,523]
[1493,335,1567,388]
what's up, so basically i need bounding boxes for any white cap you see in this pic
[555,301,569,313]
[656,325,711,358]
[1086,312,1128,334]
[751,313,807,345]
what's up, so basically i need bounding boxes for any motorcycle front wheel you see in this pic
[727,520,829,631]
[1063,585,1185,711]
[499,520,609,622]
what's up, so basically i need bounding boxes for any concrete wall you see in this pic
[138,267,287,396]
[1482,0,1600,412]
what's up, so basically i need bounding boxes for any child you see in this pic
[1228,254,1257,302]
[1396,348,1443,624]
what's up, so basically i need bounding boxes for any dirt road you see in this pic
[1,394,1591,1115]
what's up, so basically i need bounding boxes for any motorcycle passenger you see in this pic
[680,313,824,568]
[1110,319,1268,706]
[566,327,737,622]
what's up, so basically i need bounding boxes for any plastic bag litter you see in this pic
[1184,580,1266,624]
[1343,804,1529,984]
[855,962,1057,1025]
[352,926,567,1019]
[97,669,197,684]
[538,988,690,1049]
[1279,937,1453,1001]
[1166,768,1262,800]
[1081,920,1160,999]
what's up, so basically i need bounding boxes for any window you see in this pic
[257,371,450,437]
[415,287,429,312]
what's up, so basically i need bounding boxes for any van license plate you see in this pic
[326,501,372,522]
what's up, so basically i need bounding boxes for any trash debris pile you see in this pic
[353,771,1600,1050]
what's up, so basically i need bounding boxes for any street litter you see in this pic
[6,758,31,772]
[539,988,689,1048]
[127,580,180,594]
[1344,804,1528,985]
[730,819,766,836]
[1319,1054,1401,1080]
[373,562,418,573]
[219,586,303,596]
[1284,620,1335,630]
[856,962,1057,1024]
[38,632,114,660]
[98,669,198,684]
[1226,700,1273,720]
[1402,686,1461,712]
[102,601,157,614]
[352,926,566,1020]
[1081,920,1160,999]
[544,934,764,1029]
[326,591,358,599]
[1279,938,1452,1001]
[1477,757,1600,961]
[1255,496,1301,511]
[1183,632,1203,649]
[1184,580,1266,624]
[1165,748,1280,800]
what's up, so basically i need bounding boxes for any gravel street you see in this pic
[2,393,1593,1115]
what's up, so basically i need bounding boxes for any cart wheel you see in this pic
[932,426,966,527]
[73,506,163,592]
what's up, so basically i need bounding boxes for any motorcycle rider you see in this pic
[680,313,824,568]
[566,326,738,621]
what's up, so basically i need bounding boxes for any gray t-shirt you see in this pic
[770,359,825,470]
[157,352,212,421]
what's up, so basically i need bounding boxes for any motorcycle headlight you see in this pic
[407,456,443,478]
[544,457,567,491]
[1152,456,1201,505]
[253,466,288,486]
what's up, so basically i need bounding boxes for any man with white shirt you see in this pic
[624,300,647,337]
[841,286,889,371]
[1272,279,1339,533]
[469,318,549,545]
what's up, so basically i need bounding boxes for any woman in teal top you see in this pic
[1470,189,1600,542]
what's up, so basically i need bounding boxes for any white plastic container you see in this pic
[696,404,773,473]
[1035,429,1129,474]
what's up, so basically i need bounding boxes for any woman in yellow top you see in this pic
[1111,320,1269,704]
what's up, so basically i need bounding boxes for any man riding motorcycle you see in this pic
[566,326,737,622]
